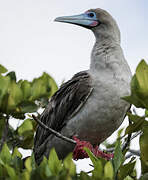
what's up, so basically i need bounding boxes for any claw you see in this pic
[72,136,114,160]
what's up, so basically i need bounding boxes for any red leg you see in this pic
[73,136,114,160]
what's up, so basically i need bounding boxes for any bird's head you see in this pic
[55,8,120,44]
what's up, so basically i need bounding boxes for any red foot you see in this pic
[73,136,114,161]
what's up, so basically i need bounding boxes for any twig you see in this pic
[122,119,132,152]
[125,149,140,159]
[133,108,138,115]
[122,131,141,143]
[0,115,9,151]
[89,164,94,167]
[106,132,141,153]
[77,170,93,176]
[106,131,141,154]
[106,147,114,153]
[86,170,93,174]
[130,131,142,141]
[125,153,133,159]
[129,149,140,156]
[32,115,76,145]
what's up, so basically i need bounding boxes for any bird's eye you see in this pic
[87,12,95,18]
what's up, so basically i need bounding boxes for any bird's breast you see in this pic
[62,70,131,145]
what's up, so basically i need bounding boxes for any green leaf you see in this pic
[21,80,31,100]
[80,172,91,180]
[0,64,7,74]
[118,161,136,180]
[63,153,76,176]
[19,101,38,113]
[11,156,23,173]
[25,155,36,173]
[126,112,142,123]
[104,161,114,179]
[84,147,104,179]
[30,72,58,101]
[84,147,98,165]
[92,160,103,179]
[136,60,148,94]
[45,72,58,96]
[112,140,124,175]
[124,176,134,180]
[117,128,124,138]
[21,171,30,180]
[145,109,148,117]
[5,165,17,180]
[18,131,34,149]
[31,79,47,100]
[0,75,10,109]
[12,147,22,159]
[37,97,49,108]
[25,157,32,172]
[17,119,34,149]
[122,75,144,108]
[39,157,52,178]
[6,71,16,81]
[48,148,62,175]
[18,119,33,135]
[125,118,145,135]
[140,173,148,180]
[0,117,6,139]
[0,143,11,164]
[140,129,148,173]
[7,81,23,111]
[123,60,148,109]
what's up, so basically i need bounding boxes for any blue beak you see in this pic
[54,13,99,28]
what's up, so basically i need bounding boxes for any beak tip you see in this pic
[54,18,58,22]
[54,17,61,22]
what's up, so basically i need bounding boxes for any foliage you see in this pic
[0,60,148,179]
[0,65,58,150]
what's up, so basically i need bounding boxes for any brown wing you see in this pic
[34,71,93,149]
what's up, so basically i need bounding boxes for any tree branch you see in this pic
[32,115,76,145]
[125,149,140,159]
[129,149,140,156]
[106,130,141,154]
[32,114,141,158]
[122,119,132,152]
[130,131,142,141]
[0,115,9,151]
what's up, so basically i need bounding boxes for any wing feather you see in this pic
[34,71,93,149]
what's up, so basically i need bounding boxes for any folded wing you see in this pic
[34,71,93,157]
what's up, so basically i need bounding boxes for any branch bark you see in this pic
[32,114,141,158]
[32,114,76,145]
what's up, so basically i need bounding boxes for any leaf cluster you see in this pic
[0,65,57,117]
[0,65,57,150]
[122,60,148,176]
[0,143,135,180]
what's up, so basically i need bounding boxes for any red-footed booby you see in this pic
[34,8,132,164]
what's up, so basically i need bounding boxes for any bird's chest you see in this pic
[64,73,129,144]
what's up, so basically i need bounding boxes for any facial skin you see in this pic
[55,8,121,43]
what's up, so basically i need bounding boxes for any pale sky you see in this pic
[0,0,147,85]
[0,0,147,176]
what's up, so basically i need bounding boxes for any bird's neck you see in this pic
[90,39,122,72]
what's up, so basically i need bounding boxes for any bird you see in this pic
[34,8,132,164]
